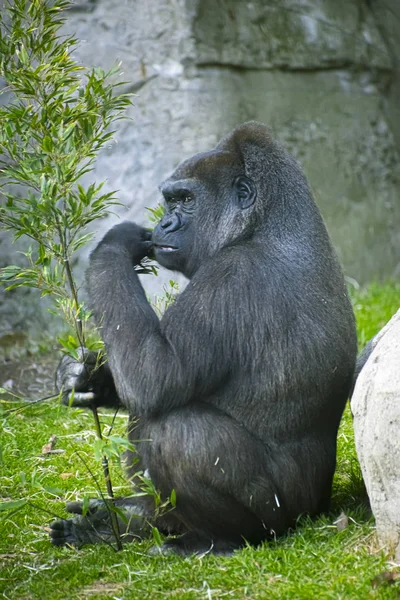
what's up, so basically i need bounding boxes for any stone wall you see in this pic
[1,0,400,338]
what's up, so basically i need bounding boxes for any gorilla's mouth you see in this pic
[155,245,178,253]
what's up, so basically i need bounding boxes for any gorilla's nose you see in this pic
[161,213,182,233]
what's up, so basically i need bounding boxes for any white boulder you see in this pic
[351,309,400,560]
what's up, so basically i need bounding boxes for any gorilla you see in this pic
[51,121,357,555]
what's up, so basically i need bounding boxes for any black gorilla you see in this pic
[51,122,357,555]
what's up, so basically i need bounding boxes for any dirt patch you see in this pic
[0,352,59,400]
[79,582,125,598]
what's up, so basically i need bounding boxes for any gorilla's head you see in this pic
[152,121,308,279]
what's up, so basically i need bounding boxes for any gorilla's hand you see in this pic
[55,349,117,408]
[93,222,153,266]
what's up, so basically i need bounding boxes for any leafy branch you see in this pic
[0,0,137,550]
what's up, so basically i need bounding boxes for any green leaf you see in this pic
[151,526,162,547]
[111,504,128,523]
[0,499,27,511]
[68,388,75,407]
[81,496,90,517]
[107,435,130,446]
[58,336,79,360]
[93,438,106,461]
[67,335,79,348]
[17,44,29,66]
[41,485,64,496]
[42,135,53,152]
[86,339,104,351]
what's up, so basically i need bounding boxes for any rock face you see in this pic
[1,0,400,338]
[351,310,400,561]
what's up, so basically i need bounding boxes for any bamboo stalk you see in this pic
[64,253,122,551]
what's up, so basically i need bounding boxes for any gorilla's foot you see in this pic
[50,498,149,548]
[50,500,117,548]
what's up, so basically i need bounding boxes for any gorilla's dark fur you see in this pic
[51,122,357,555]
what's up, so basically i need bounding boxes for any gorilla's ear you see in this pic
[234,176,257,209]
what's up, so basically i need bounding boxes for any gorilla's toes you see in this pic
[50,519,78,547]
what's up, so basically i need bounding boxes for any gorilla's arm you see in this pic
[87,227,231,416]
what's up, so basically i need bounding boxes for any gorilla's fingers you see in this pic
[51,539,67,547]
[65,502,84,515]
[50,533,68,547]
[142,241,154,254]
[60,363,86,392]
[142,229,153,241]
[50,518,84,547]
[51,519,68,530]
[68,391,95,406]
[50,519,72,546]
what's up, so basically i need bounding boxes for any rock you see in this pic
[351,309,400,560]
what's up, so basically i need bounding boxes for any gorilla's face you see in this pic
[152,177,199,277]
[152,151,257,279]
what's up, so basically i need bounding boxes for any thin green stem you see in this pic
[58,224,122,551]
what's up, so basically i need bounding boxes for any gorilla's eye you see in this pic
[183,195,193,204]
[165,196,177,207]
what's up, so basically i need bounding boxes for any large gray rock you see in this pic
[351,310,400,561]
[1,0,400,339]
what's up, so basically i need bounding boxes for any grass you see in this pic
[0,283,400,600]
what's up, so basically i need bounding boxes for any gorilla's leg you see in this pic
[50,496,185,548]
[140,404,309,555]
[51,407,331,553]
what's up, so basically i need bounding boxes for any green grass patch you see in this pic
[1,283,399,599]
